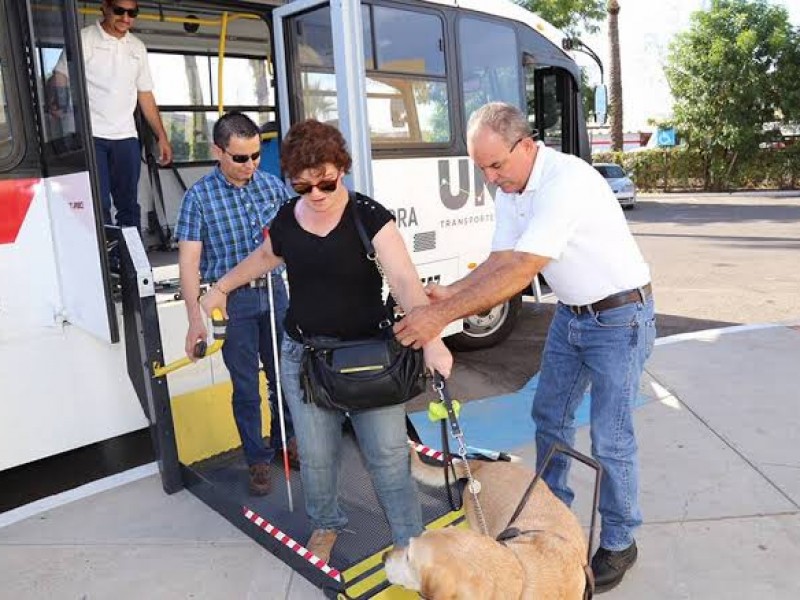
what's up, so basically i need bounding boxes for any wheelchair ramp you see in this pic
[183,433,463,599]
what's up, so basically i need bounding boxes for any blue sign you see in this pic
[656,127,676,147]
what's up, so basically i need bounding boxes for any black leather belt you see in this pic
[567,282,652,316]
[237,276,270,291]
[207,276,270,294]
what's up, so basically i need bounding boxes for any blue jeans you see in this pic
[94,137,142,228]
[220,276,294,466]
[532,296,656,551]
[280,336,423,547]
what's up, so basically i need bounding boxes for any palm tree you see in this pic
[607,0,623,151]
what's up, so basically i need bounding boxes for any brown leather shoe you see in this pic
[307,528,338,564]
[248,463,271,496]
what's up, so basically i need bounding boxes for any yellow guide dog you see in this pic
[384,450,591,599]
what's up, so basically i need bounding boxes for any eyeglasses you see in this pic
[291,177,339,195]
[110,5,140,18]
[508,136,526,154]
[483,136,528,171]
[224,150,261,164]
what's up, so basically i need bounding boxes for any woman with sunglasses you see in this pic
[201,119,452,563]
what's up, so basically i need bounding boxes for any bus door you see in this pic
[19,0,116,343]
[273,0,373,194]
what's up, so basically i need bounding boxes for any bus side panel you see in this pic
[0,180,62,338]
[47,171,112,342]
[0,323,148,471]
[372,155,498,337]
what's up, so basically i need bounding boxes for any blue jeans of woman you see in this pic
[532,297,656,551]
[280,336,423,547]
[221,274,293,466]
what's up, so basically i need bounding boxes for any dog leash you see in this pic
[432,372,488,536]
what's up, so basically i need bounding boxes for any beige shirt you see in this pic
[491,143,650,306]
[56,21,154,139]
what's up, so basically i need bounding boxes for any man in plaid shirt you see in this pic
[176,112,296,496]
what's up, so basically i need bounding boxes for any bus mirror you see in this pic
[594,84,608,125]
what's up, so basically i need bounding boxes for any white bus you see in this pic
[0,0,591,502]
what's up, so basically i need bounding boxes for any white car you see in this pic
[594,162,637,208]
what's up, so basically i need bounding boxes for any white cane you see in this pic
[267,272,294,512]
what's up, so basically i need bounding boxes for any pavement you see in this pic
[2,322,800,599]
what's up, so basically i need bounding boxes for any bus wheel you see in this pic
[446,294,522,351]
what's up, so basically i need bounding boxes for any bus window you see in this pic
[149,53,275,163]
[34,2,84,156]
[458,17,521,124]
[294,5,373,70]
[148,54,212,106]
[291,5,449,147]
[0,43,16,166]
[144,11,275,165]
[210,56,274,107]
[526,65,571,153]
[368,6,449,146]
[373,6,444,76]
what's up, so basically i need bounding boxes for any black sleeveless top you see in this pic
[270,192,395,340]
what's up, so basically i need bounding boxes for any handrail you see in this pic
[71,7,261,27]
[217,11,229,115]
[152,309,226,378]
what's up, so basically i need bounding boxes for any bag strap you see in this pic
[349,192,404,317]
[349,191,375,258]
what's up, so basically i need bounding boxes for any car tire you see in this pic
[446,294,522,351]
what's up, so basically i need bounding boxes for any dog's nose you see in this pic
[381,550,390,563]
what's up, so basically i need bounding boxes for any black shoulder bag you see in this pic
[300,196,426,411]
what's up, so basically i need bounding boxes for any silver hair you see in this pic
[466,102,531,146]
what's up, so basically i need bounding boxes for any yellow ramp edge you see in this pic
[171,373,271,465]
[342,510,467,599]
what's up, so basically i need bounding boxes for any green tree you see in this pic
[665,0,800,190]
[514,0,606,35]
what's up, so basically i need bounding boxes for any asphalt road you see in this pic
[411,191,800,409]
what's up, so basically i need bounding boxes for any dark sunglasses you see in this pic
[224,150,261,164]
[291,178,339,195]
[111,5,140,18]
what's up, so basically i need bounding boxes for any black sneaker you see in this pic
[591,540,638,593]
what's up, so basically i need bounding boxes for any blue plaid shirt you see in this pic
[175,167,291,281]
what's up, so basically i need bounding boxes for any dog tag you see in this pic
[467,479,481,494]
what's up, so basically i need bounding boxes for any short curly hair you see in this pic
[280,120,352,179]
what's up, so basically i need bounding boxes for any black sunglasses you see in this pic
[224,149,261,164]
[291,178,339,195]
[111,5,140,18]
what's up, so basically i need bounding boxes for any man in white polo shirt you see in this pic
[395,102,655,593]
[52,0,172,230]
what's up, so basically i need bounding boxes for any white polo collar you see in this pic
[519,141,547,195]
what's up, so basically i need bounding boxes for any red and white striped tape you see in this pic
[409,440,445,462]
[243,507,341,581]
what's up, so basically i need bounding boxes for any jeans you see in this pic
[532,296,656,551]
[220,275,294,466]
[94,137,142,228]
[280,336,423,547]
